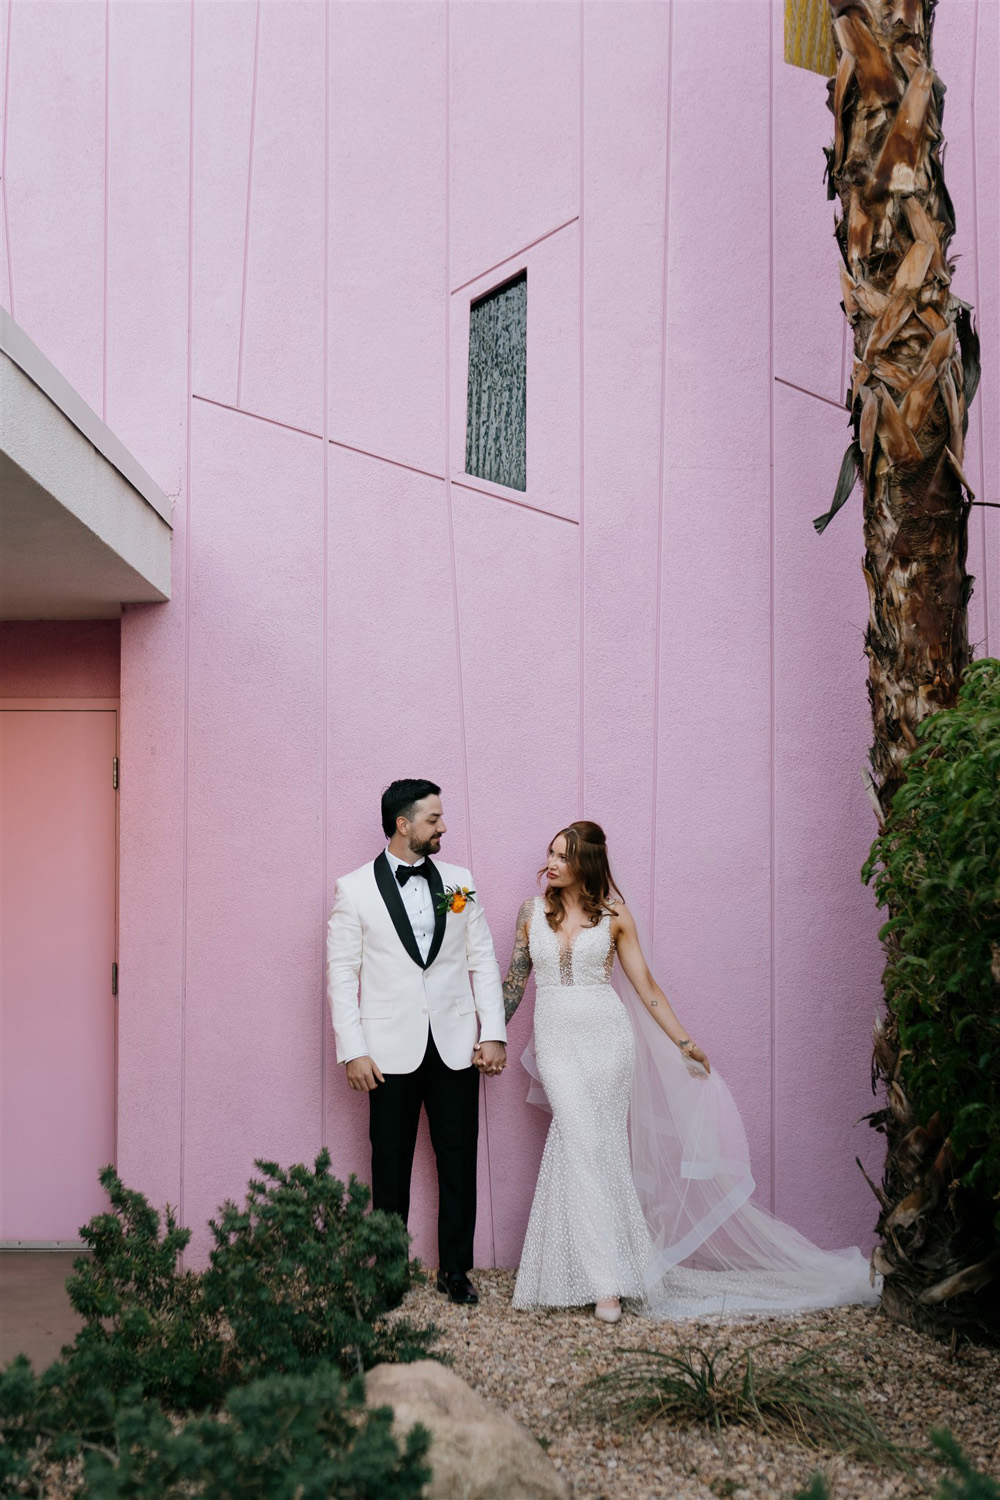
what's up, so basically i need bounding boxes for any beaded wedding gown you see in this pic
[513,899,878,1318]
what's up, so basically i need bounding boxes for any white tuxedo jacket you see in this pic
[326,853,507,1073]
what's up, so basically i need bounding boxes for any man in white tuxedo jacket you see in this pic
[327,779,506,1304]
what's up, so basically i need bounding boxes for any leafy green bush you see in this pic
[0,1152,437,1496]
[0,1360,430,1500]
[792,1478,829,1500]
[84,1366,431,1500]
[203,1156,422,1383]
[790,1430,1000,1500]
[58,1150,434,1416]
[931,1428,1000,1500]
[863,658,1000,1217]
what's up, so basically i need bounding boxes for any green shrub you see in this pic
[203,1155,427,1383]
[792,1478,829,1500]
[81,1366,431,1500]
[0,1360,431,1500]
[61,1169,222,1412]
[0,1153,437,1496]
[863,658,1000,1218]
[58,1150,434,1417]
[931,1428,1000,1500]
[790,1431,1000,1500]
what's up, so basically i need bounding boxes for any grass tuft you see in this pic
[577,1335,906,1468]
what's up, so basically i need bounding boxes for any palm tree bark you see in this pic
[825,0,978,808]
[826,0,989,1338]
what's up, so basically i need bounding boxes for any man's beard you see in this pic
[409,834,441,859]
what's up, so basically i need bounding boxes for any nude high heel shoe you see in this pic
[594,1297,621,1324]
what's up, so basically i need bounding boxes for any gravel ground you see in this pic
[403,1270,1000,1500]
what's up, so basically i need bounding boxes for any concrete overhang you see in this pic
[1,308,172,619]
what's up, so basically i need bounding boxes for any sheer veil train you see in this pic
[522,915,880,1320]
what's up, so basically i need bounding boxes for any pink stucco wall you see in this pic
[2,0,996,1265]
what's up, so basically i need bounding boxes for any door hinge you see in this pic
[112,962,118,997]
[113,757,119,790]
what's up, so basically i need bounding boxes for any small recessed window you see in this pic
[465,271,526,492]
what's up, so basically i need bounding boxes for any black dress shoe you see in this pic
[436,1270,479,1305]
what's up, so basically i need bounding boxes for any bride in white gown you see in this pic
[504,821,878,1325]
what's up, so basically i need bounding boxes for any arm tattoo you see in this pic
[503,899,534,1023]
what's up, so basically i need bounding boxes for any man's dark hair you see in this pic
[381,779,441,839]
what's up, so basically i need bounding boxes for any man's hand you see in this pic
[346,1055,385,1092]
[473,1041,507,1077]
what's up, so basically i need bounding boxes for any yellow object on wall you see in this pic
[785,0,836,76]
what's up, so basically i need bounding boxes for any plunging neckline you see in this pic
[538,898,606,955]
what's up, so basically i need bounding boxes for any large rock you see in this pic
[365,1359,569,1500]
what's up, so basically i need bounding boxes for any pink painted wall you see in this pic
[2,0,996,1264]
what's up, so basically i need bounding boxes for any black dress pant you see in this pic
[368,1031,480,1273]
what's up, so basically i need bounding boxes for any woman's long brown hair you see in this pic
[539,820,624,932]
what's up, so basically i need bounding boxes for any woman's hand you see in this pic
[680,1040,711,1074]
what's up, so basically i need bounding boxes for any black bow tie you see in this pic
[395,863,429,886]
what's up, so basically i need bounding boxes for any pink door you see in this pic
[1,709,117,1243]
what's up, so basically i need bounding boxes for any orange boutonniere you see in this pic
[436,885,476,916]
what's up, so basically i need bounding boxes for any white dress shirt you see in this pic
[385,847,435,962]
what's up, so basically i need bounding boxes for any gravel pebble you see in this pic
[402,1270,1000,1500]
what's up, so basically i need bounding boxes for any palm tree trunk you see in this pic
[826,0,988,1338]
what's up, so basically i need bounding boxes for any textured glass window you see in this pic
[465,271,526,492]
[785,0,836,75]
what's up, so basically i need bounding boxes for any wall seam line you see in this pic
[236,0,262,409]
[320,0,330,1152]
[452,478,578,524]
[968,0,989,654]
[180,0,196,1231]
[451,215,579,295]
[102,0,110,422]
[442,0,494,1266]
[2,0,15,317]
[193,393,324,441]
[774,374,847,411]
[577,0,585,819]
[767,0,777,1217]
[649,0,674,944]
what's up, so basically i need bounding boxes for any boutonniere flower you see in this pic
[437,885,476,916]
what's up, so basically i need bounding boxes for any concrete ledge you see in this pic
[1,309,172,619]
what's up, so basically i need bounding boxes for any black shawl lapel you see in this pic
[424,859,447,968]
[373,852,426,970]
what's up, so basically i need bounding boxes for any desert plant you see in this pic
[60,1167,222,1412]
[863,659,1000,1334]
[0,1154,437,1495]
[0,1360,431,1500]
[792,1478,829,1500]
[789,1430,1000,1500]
[821,0,980,803]
[578,1336,902,1466]
[821,0,989,1343]
[55,1150,434,1417]
[931,1428,1000,1500]
[202,1154,433,1382]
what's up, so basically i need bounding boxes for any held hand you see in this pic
[473,1041,507,1076]
[346,1055,385,1092]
